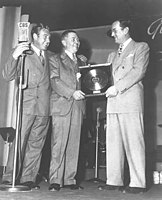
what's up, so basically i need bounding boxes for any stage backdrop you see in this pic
[50,22,162,154]
[0,14,162,170]
[50,25,117,122]
[0,6,21,167]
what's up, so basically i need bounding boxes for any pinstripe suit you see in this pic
[106,40,149,188]
[2,47,51,183]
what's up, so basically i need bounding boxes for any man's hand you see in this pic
[105,86,118,98]
[73,90,85,100]
[12,42,30,60]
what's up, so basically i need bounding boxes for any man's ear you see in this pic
[124,27,129,35]
[33,33,38,40]
[61,39,66,47]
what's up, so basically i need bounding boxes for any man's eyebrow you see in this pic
[43,33,50,36]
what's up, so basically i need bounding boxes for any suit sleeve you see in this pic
[114,42,150,93]
[49,55,75,100]
[2,50,20,81]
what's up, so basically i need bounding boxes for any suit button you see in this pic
[37,96,39,99]
[122,66,124,69]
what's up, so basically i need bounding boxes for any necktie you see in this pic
[72,54,77,64]
[118,44,123,56]
[39,50,45,65]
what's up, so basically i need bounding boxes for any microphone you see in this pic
[96,107,102,113]
[18,22,34,55]
[23,45,34,55]
[78,54,88,65]
[96,107,102,127]
[18,22,30,43]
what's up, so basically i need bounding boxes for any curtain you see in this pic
[0,6,21,166]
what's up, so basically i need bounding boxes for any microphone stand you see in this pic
[88,108,105,183]
[0,53,30,192]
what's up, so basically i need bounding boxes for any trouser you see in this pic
[106,113,146,188]
[3,114,50,183]
[49,102,83,186]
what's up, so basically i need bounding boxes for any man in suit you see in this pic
[49,30,86,191]
[98,19,150,194]
[2,23,51,190]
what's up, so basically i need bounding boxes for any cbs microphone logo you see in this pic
[18,22,30,43]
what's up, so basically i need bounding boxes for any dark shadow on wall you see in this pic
[48,32,62,54]
[132,17,162,188]
[49,33,92,62]
[78,37,92,62]
[144,50,158,189]
[146,29,162,189]
[43,20,162,188]
[36,117,52,184]
[76,95,107,183]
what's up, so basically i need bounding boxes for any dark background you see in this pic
[0,0,162,185]
[0,0,161,31]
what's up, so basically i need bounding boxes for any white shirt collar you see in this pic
[65,50,76,60]
[121,38,132,50]
[31,43,44,57]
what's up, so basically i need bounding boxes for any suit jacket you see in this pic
[106,40,150,113]
[3,48,51,116]
[49,51,86,116]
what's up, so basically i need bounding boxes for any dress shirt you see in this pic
[120,38,132,52]
[65,50,77,62]
[31,43,45,57]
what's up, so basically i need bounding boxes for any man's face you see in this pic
[111,21,126,44]
[34,28,51,50]
[62,32,80,54]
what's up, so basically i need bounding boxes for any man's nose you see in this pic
[74,39,80,44]
[111,31,114,37]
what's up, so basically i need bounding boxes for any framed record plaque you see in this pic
[79,63,111,97]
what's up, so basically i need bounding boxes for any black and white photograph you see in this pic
[0,0,161,199]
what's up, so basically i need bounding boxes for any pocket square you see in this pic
[126,53,134,58]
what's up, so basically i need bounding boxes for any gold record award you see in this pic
[79,63,111,97]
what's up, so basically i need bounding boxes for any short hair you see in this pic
[118,19,133,32]
[107,19,133,37]
[61,29,77,41]
[31,23,50,39]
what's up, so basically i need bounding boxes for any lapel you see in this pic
[113,40,136,73]
[30,49,48,82]
[32,48,48,69]
[31,48,44,69]
[60,51,82,89]
[120,40,135,58]
[43,51,49,74]
[60,51,79,74]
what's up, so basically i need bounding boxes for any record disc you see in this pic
[82,68,109,91]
